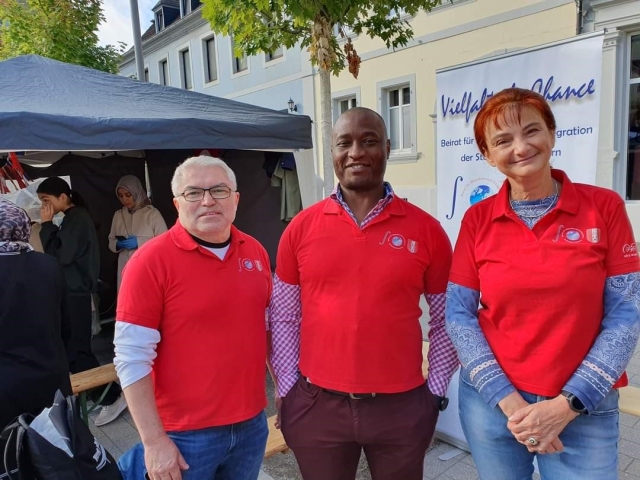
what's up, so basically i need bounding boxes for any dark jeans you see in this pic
[67,294,121,405]
[281,377,440,480]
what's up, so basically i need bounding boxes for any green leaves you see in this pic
[0,0,124,73]
[202,0,448,77]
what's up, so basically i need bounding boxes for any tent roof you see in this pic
[0,55,313,153]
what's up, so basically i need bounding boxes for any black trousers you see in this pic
[67,294,121,405]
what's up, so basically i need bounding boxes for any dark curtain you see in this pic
[22,155,147,319]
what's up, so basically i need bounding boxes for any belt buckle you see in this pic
[349,392,376,400]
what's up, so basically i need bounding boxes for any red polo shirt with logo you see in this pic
[117,222,272,431]
[275,196,452,393]
[449,169,639,396]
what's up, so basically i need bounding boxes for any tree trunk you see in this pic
[319,66,334,198]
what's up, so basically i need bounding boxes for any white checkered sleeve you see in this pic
[268,274,302,397]
[425,292,460,397]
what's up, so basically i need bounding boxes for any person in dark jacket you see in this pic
[37,177,127,426]
[0,200,73,477]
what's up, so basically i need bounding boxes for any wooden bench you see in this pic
[421,341,640,417]
[619,385,640,417]
[70,363,289,457]
[70,363,119,421]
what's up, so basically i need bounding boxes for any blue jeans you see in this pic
[458,378,619,480]
[118,411,268,480]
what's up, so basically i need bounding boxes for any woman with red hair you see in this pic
[446,87,640,479]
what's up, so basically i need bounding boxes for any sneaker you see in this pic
[94,394,128,427]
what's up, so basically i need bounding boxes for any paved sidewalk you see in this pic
[92,321,640,479]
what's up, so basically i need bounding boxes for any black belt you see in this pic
[306,378,377,400]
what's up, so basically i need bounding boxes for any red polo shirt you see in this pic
[276,196,452,393]
[117,222,272,431]
[450,169,639,396]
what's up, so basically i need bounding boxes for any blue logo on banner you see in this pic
[470,185,492,205]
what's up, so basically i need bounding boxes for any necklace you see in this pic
[509,180,559,219]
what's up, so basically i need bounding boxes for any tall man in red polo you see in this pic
[113,156,272,480]
[269,107,460,480]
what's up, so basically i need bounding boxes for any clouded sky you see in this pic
[98,0,157,48]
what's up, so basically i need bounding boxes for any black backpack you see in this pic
[0,390,122,480]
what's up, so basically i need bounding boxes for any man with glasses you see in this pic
[114,156,272,480]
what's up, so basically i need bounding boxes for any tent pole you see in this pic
[129,0,146,82]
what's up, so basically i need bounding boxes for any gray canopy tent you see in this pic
[0,55,312,153]
[0,55,316,317]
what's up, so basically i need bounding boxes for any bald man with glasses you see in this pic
[114,156,273,480]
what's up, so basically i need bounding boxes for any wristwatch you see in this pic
[561,391,587,414]
[434,395,449,412]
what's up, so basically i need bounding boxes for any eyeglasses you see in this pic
[178,186,235,202]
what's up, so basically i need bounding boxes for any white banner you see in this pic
[436,33,604,243]
[433,32,604,451]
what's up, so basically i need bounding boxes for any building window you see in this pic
[181,0,191,16]
[430,0,473,12]
[333,23,355,39]
[231,37,248,74]
[377,75,417,162]
[387,86,411,151]
[144,68,149,82]
[155,10,164,32]
[203,37,218,83]
[265,47,284,62]
[626,34,640,200]
[159,59,169,86]
[180,48,192,90]
[388,7,408,18]
[332,88,361,123]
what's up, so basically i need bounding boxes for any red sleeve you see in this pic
[261,245,273,308]
[603,194,640,276]
[423,219,453,294]
[449,211,480,291]
[116,252,164,329]
[274,221,300,286]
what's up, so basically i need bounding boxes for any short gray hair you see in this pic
[171,156,238,197]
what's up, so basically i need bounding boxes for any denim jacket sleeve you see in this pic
[445,282,516,407]
[563,273,640,412]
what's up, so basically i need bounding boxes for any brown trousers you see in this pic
[281,378,440,480]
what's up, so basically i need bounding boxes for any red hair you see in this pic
[473,88,556,156]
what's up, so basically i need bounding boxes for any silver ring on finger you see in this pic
[528,437,539,446]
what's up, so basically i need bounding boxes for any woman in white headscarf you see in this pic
[108,175,167,289]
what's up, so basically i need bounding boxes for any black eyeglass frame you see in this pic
[177,186,236,202]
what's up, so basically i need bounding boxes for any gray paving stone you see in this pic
[442,461,479,480]
[621,453,635,472]
[622,413,640,428]
[620,439,640,460]
[627,460,640,476]
[622,425,640,444]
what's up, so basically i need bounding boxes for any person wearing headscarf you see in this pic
[108,175,167,290]
[0,200,72,475]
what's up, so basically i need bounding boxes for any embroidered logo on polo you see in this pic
[552,226,601,244]
[379,231,417,253]
[586,228,600,243]
[562,228,583,243]
[238,258,264,272]
[389,234,405,249]
[623,243,638,258]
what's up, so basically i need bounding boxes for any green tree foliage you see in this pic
[0,0,125,74]
[202,0,446,195]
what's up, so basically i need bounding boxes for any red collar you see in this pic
[170,221,245,250]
